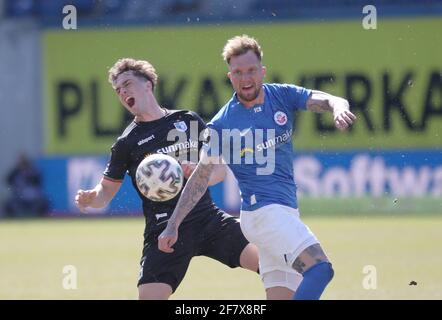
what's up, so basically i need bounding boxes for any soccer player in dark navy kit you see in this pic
[75,58,299,299]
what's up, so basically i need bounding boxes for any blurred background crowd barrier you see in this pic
[1,0,441,217]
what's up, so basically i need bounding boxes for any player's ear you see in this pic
[262,66,267,77]
[227,71,232,81]
[146,79,153,92]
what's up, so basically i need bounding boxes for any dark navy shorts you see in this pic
[137,209,250,293]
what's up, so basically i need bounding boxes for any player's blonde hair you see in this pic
[108,58,158,90]
[222,34,263,64]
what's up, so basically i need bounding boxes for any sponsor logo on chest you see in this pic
[137,134,155,146]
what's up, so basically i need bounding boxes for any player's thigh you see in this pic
[138,283,172,300]
[198,210,251,269]
[241,204,318,256]
[291,243,331,274]
[138,230,196,295]
[258,247,303,296]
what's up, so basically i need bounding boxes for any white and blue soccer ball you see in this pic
[135,153,184,202]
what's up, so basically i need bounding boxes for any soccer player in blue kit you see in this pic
[159,35,357,299]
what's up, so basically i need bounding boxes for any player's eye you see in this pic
[233,71,242,78]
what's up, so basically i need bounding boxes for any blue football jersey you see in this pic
[207,83,311,211]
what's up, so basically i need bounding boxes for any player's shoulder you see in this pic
[265,82,295,93]
[165,108,204,122]
[264,82,308,96]
[209,95,237,128]
[264,83,310,107]
[110,121,137,150]
[118,120,137,141]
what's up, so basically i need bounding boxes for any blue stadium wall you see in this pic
[38,149,442,215]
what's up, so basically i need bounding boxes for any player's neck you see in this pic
[135,103,166,122]
[238,88,264,109]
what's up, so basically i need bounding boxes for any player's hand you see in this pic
[334,109,357,131]
[180,161,197,179]
[74,189,97,213]
[158,224,178,253]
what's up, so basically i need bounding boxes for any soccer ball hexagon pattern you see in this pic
[136,153,184,202]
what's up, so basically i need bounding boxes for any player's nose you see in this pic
[119,89,128,100]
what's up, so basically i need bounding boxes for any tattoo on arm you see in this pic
[306,90,348,114]
[169,161,214,227]
[306,97,333,113]
[292,258,307,274]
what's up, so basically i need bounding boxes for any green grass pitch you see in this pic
[1,215,441,299]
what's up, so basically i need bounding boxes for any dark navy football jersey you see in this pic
[103,109,215,235]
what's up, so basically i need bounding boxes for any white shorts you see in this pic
[240,204,319,275]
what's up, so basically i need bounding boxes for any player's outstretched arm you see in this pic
[74,177,122,213]
[158,150,219,253]
[306,90,357,130]
[208,160,227,186]
[180,161,226,186]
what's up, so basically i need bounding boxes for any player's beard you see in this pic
[237,85,261,102]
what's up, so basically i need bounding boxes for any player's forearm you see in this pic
[307,90,349,114]
[208,164,226,186]
[88,183,114,208]
[168,162,214,228]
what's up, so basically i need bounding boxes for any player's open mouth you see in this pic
[125,97,135,108]
[242,85,253,91]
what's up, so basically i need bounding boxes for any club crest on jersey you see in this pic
[173,121,187,132]
[202,128,210,143]
[274,111,287,126]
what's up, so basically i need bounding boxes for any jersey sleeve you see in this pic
[279,83,312,111]
[189,111,208,134]
[103,138,129,181]
[188,111,212,161]
[205,119,223,158]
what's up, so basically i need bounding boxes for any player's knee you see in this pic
[138,283,172,300]
[327,263,335,281]
[309,261,334,283]
[261,270,302,293]
[239,243,259,272]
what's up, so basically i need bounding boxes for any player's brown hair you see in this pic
[108,58,158,90]
[222,35,263,64]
